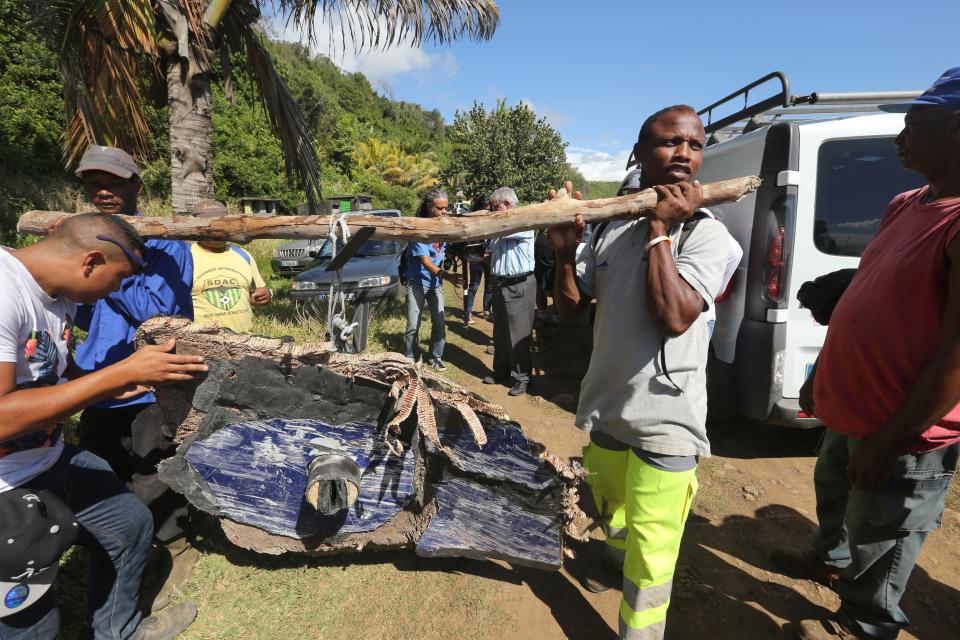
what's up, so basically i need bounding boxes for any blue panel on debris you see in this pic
[184,419,414,539]
[435,419,559,492]
[415,474,562,570]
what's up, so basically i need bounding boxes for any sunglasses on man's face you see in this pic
[96,235,148,275]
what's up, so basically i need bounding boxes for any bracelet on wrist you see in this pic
[645,235,672,251]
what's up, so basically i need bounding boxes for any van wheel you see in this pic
[707,345,736,423]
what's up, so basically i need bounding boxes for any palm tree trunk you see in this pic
[167,55,214,214]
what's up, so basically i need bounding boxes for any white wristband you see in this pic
[645,235,673,251]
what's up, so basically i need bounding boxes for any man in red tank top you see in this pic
[776,68,960,640]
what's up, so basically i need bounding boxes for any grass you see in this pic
[174,527,514,640]
[245,238,410,349]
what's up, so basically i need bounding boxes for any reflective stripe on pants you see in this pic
[619,450,698,640]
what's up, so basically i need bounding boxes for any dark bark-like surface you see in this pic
[140,317,581,569]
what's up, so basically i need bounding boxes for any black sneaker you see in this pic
[508,380,528,396]
[136,601,198,640]
[580,561,622,594]
[429,360,448,372]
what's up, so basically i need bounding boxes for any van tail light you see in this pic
[764,225,787,302]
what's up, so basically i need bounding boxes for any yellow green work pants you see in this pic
[583,439,630,565]
[582,441,698,640]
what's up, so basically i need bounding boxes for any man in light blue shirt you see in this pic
[483,187,536,396]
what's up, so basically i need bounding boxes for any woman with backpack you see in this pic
[402,189,462,370]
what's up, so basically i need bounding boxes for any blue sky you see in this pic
[274,0,959,181]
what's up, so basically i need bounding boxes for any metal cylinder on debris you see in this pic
[304,454,362,515]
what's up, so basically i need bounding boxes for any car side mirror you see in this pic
[308,249,319,258]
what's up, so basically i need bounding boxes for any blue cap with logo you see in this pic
[880,67,960,113]
[0,489,78,618]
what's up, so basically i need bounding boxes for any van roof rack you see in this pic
[626,72,923,167]
[700,71,922,145]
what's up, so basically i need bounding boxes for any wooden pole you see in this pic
[17,176,761,243]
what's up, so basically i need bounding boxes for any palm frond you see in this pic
[276,0,499,50]
[61,35,155,165]
[38,1,161,166]
[222,10,323,210]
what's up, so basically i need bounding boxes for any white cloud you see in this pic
[517,98,572,128]
[267,13,457,88]
[567,146,632,181]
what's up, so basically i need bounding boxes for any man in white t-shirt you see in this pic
[0,214,207,639]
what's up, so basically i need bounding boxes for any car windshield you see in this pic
[315,239,398,258]
[813,136,926,257]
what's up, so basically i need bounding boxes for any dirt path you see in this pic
[434,307,960,640]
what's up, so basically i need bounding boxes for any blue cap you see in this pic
[880,67,960,113]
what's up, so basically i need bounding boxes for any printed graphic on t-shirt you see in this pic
[62,315,74,350]
[190,244,265,333]
[1,315,73,458]
[200,273,245,311]
[20,329,60,388]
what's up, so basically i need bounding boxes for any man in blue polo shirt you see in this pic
[71,146,196,609]
[484,187,536,396]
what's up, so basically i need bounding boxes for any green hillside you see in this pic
[0,3,591,237]
[587,181,621,198]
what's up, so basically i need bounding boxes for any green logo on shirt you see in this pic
[203,286,243,311]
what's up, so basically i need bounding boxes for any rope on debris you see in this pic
[325,212,358,350]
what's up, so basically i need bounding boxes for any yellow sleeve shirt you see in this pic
[190,243,263,333]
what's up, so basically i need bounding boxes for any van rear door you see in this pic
[783,115,925,406]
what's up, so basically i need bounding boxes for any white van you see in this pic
[689,72,925,427]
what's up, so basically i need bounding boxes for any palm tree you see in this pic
[354,137,440,192]
[32,1,498,212]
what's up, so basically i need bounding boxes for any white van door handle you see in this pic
[776,170,801,187]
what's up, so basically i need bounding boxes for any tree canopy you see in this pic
[0,0,67,244]
[445,101,569,204]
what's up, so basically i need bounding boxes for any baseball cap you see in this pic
[75,145,140,179]
[0,489,79,618]
[880,67,960,113]
[618,169,643,195]
[190,199,229,218]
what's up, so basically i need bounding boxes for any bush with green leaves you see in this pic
[0,0,68,243]
[445,101,569,204]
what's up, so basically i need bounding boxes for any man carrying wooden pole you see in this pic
[551,105,727,640]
